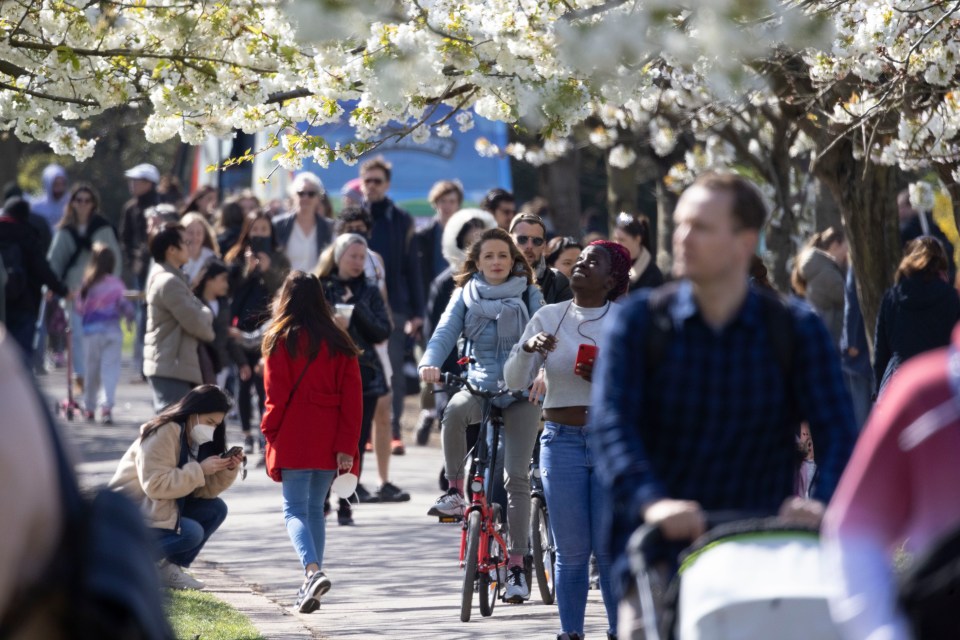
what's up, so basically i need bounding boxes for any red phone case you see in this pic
[575,344,598,373]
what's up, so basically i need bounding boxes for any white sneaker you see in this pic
[159,561,205,590]
[503,565,530,603]
[427,489,467,517]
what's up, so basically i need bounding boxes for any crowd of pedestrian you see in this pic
[6,157,960,640]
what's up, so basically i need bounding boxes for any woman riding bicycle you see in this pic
[419,227,544,604]
[504,240,631,640]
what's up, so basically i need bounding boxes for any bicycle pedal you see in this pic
[436,515,462,524]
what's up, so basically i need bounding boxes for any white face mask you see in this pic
[190,418,217,446]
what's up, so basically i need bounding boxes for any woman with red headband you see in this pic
[505,240,631,640]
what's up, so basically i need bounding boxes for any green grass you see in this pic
[168,590,265,640]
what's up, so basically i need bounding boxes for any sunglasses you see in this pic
[515,235,545,247]
[298,191,318,198]
[73,197,93,204]
[363,177,385,185]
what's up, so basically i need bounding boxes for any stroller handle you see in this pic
[627,509,775,575]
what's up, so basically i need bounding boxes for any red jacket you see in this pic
[260,337,362,482]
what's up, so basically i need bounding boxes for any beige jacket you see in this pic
[143,262,215,384]
[108,421,238,530]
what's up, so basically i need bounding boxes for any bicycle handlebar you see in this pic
[441,372,526,401]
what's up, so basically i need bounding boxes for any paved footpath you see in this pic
[39,362,609,639]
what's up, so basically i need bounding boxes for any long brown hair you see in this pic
[897,236,949,283]
[79,243,116,299]
[454,228,534,287]
[58,183,101,229]
[140,384,231,444]
[261,271,360,360]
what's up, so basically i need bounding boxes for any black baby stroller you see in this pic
[627,513,843,640]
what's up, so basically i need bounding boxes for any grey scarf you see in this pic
[462,274,530,356]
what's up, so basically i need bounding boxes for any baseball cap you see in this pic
[124,163,160,183]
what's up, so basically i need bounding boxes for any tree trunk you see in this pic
[814,141,901,352]
[0,134,26,189]
[655,179,676,274]
[539,146,582,238]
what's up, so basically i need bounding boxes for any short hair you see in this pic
[690,172,766,231]
[428,180,464,207]
[335,206,373,235]
[546,236,584,267]
[149,222,185,264]
[508,212,547,236]
[481,188,514,213]
[289,172,324,197]
[360,155,392,182]
[897,236,949,283]
[614,212,653,251]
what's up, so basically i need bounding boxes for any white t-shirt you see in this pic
[285,220,318,273]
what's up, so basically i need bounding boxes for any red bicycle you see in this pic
[441,373,521,622]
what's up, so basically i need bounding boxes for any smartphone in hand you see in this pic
[220,446,244,459]
[574,344,598,374]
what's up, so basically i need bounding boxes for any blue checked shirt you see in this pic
[589,281,857,595]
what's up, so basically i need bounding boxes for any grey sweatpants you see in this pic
[442,389,540,555]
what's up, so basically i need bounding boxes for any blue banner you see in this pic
[301,106,512,218]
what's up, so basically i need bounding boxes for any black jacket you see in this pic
[874,274,960,394]
[367,198,424,318]
[0,215,67,315]
[118,189,159,286]
[539,266,572,305]
[321,272,392,396]
[203,296,247,373]
[229,251,289,337]
[414,218,445,308]
[629,261,666,292]
[425,267,459,374]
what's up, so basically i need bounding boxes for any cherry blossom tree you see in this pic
[5,0,960,338]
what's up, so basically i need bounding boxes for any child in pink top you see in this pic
[824,325,960,640]
[75,245,134,423]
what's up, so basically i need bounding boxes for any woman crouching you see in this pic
[109,385,241,590]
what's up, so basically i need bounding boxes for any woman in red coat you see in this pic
[260,270,362,614]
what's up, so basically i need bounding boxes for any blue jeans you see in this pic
[153,496,228,567]
[541,422,617,637]
[843,369,873,431]
[282,469,336,571]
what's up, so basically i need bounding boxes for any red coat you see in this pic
[260,337,362,482]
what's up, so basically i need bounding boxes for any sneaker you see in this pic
[337,499,354,527]
[244,434,255,454]
[83,410,95,422]
[100,408,113,425]
[427,489,466,517]
[159,561,205,590]
[355,484,379,504]
[503,565,530,603]
[295,571,331,614]
[391,438,405,455]
[375,482,410,503]
[415,411,434,446]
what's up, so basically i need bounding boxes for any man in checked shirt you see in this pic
[589,172,858,635]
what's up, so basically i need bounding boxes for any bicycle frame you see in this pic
[458,402,508,578]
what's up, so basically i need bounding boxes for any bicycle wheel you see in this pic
[479,505,504,617]
[531,495,556,605]
[461,510,481,622]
